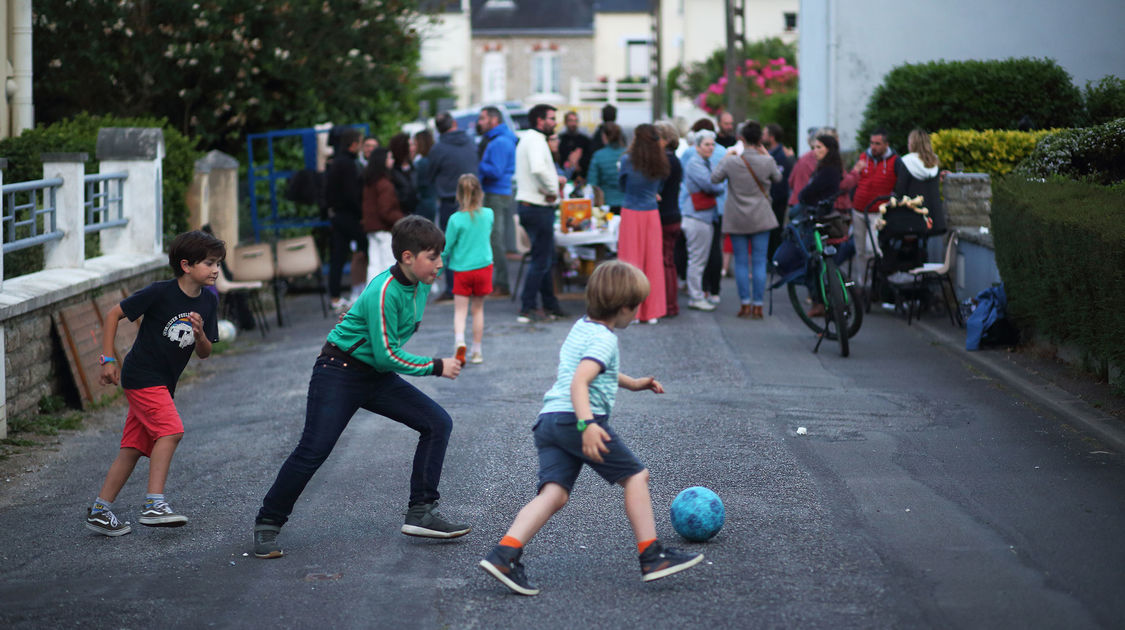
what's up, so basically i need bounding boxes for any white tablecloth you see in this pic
[554,215,620,249]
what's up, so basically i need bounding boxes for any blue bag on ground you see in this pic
[965,284,1018,350]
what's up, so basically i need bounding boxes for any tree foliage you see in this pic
[33,0,424,154]
[673,38,798,119]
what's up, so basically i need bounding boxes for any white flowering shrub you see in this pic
[1015,118,1125,185]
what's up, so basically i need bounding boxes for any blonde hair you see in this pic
[654,120,680,144]
[455,173,484,216]
[585,261,650,320]
[908,128,939,168]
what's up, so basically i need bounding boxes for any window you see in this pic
[626,40,651,79]
[784,12,797,32]
[532,51,560,95]
[481,51,506,103]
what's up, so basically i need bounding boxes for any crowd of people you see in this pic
[321,104,947,331]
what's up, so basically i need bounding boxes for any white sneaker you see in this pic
[706,295,721,305]
[646,318,659,325]
[469,351,483,364]
[688,299,717,311]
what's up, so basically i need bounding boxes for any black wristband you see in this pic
[432,357,444,376]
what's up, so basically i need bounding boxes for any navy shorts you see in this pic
[532,411,645,493]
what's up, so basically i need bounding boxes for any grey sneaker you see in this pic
[401,502,471,539]
[639,540,703,582]
[86,507,132,537]
[253,523,284,559]
[479,545,540,596]
[138,499,188,527]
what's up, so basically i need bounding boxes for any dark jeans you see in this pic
[257,353,453,525]
[518,202,561,313]
[662,222,682,316]
[328,213,367,299]
[702,216,723,295]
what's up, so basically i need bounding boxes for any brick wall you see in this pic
[943,173,992,229]
[3,267,166,423]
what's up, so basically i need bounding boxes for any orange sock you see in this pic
[637,538,657,554]
[499,535,523,549]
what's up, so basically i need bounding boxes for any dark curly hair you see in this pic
[627,123,669,180]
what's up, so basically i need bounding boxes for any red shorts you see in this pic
[452,265,493,297]
[121,386,184,457]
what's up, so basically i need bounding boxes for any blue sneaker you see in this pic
[639,540,703,582]
[479,545,540,596]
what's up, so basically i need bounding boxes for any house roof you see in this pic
[471,0,595,34]
[595,0,652,13]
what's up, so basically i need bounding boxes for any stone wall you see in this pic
[3,267,165,424]
[943,173,992,229]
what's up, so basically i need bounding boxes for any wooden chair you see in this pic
[275,235,329,324]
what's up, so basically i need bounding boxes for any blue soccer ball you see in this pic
[670,486,725,542]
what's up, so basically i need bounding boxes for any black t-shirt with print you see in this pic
[120,279,218,396]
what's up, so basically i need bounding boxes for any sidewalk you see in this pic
[914,316,1125,453]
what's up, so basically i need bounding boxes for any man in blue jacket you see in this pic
[427,111,479,300]
[477,106,518,296]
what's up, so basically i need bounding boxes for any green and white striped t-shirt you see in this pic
[540,318,620,417]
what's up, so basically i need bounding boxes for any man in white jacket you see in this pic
[514,104,567,323]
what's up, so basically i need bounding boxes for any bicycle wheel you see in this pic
[824,259,850,357]
[787,263,863,340]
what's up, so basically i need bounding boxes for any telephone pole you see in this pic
[651,0,663,120]
[724,0,746,121]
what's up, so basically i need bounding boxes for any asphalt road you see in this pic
[1,278,1123,629]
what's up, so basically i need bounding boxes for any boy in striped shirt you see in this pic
[479,261,703,595]
[253,216,469,559]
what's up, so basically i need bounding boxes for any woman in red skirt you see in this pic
[617,124,670,323]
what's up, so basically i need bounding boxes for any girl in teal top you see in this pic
[442,174,494,364]
[587,122,627,209]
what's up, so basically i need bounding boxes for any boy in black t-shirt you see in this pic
[85,231,225,537]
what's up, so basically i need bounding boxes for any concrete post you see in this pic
[187,158,210,231]
[0,158,6,439]
[96,128,165,256]
[198,151,240,246]
[41,153,89,269]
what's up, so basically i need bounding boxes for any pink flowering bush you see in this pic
[694,57,799,115]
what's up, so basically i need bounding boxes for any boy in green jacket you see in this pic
[253,216,468,559]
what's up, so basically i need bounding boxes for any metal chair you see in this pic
[229,243,281,326]
[888,231,962,326]
[214,270,268,337]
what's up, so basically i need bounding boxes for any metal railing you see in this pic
[84,172,128,233]
[570,77,652,105]
[2,178,64,253]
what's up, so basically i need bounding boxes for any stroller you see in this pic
[856,194,937,311]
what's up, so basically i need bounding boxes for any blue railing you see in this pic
[83,172,129,233]
[2,178,64,253]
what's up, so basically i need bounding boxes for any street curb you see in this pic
[914,319,1125,454]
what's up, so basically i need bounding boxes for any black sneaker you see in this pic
[516,310,541,324]
[86,507,132,537]
[138,499,188,527]
[639,540,704,582]
[401,502,471,539]
[479,545,540,596]
[545,306,566,321]
[253,522,284,559]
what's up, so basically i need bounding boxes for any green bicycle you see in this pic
[771,199,863,357]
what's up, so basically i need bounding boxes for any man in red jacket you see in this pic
[840,128,897,287]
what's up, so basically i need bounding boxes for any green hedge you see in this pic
[1014,118,1125,185]
[858,58,1083,150]
[931,128,1054,176]
[0,113,200,278]
[992,176,1125,384]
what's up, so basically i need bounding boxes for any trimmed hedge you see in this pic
[1014,118,1125,186]
[992,176,1125,384]
[931,129,1054,176]
[0,113,200,278]
[858,58,1083,150]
